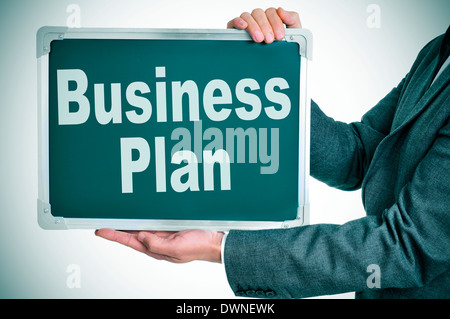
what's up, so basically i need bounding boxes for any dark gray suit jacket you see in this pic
[224,30,450,299]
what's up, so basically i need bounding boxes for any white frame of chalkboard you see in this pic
[36,27,312,231]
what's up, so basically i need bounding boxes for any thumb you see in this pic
[138,231,169,255]
[277,7,302,28]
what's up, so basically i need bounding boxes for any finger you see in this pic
[95,228,120,241]
[265,7,285,41]
[226,17,248,30]
[277,7,302,28]
[239,11,264,43]
[251,8,275,43]
[95,229,148,254]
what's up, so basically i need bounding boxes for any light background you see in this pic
[0,0,448,299]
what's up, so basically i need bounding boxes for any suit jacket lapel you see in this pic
[361,58,449,215]
[391,57,449,133]
[401,64,449,128]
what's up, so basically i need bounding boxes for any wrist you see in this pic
[207,231,224,263]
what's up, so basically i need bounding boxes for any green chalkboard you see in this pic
[37,27,312,230]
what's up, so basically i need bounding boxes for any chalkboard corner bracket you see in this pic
[36,26,69,59]
[285,28,313,61]
[37,198,68,230]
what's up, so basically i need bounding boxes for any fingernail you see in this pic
[265,32,274,43]
[138,232,146,242]
[254,30,264,42]
[276,30,284,40]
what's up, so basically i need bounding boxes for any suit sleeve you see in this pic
[309,78,404,190]
[224,117,450,299]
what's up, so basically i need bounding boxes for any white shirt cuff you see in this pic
[221,232,228,264]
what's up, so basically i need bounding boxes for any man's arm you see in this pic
[224,117,450,298]
[96,9,450,301]
[309,78,403,190]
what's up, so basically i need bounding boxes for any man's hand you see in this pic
[227,7,302,43]
[95,229,224,263]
